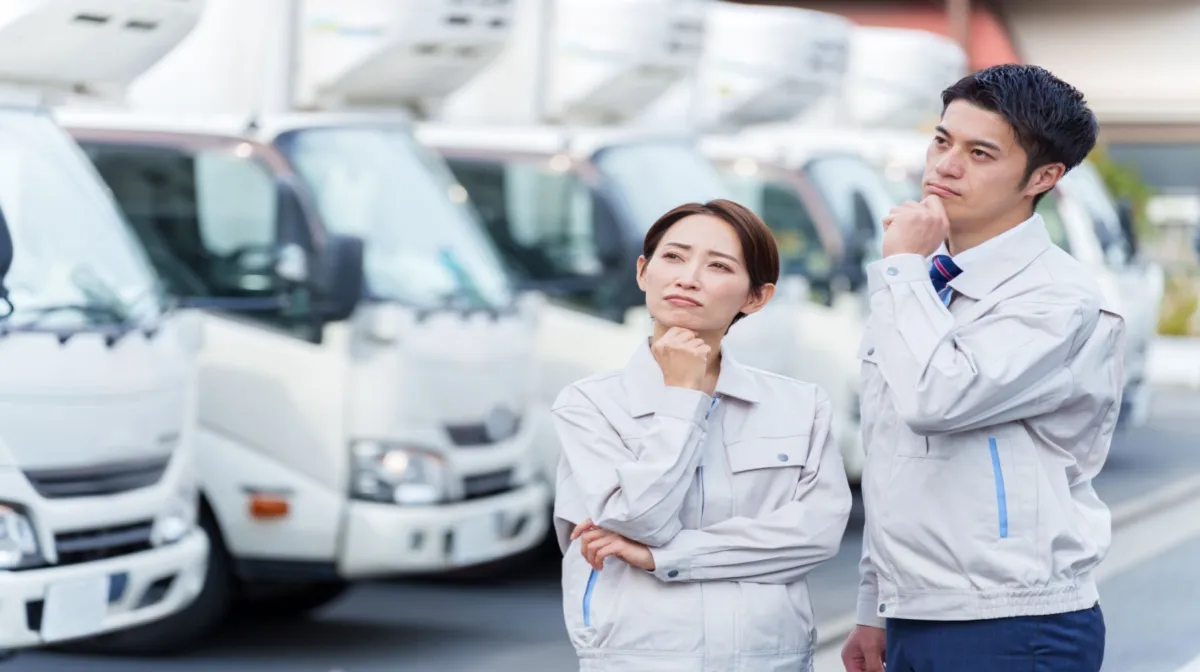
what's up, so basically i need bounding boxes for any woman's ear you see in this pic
[635,255,648,292]
[739,283,775,316]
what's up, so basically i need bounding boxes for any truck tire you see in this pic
[59,502,235,656]
[238,581,349,620]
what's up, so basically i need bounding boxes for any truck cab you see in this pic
[0,0,209,653]
[51,0,550,653]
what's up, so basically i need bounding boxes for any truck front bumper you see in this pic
[340,481,550,578]
[0,529,208,649]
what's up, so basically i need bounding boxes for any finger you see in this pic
[570,519,595,540]
[667,326,696,341]
[923,193,948,221]
[592,539,623,569]
[582,531,617,567]
[841,647,865,672]
[590,537,623,570]
[866,648,885,672]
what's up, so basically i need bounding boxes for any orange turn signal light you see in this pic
[248,494,289,519]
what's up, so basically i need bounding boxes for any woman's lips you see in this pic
[664,295,701,307]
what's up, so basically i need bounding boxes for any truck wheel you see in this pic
[59,502,235,656]
[238,581,349,620]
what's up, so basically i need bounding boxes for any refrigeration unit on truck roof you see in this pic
[119,0,513,119]
[0,0,203,102]
[648,1,851,132]
[440,0,708,126]
[297,0,515,114]
[843,25,968,130]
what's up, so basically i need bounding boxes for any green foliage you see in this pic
[1088,144,1157,242]
[1158,273,1200,336]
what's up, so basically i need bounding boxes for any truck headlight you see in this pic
[0,503,43,569]
[350,441,447,506]
[152,484,198,547]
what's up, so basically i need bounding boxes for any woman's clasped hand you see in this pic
[570,518,655,572]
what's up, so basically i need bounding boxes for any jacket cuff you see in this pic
[648,542,692,582]
[856,594,887,629]
[866,254,929,296]
[657,386,713,426]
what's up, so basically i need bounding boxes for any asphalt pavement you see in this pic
[18,386,1200,672]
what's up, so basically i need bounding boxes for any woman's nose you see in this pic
[675,267,701,289]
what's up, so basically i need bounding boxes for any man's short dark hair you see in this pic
[942,64,1098,206]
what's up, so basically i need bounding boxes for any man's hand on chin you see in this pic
[881,194,950,258]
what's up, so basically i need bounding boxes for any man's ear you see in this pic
[635,255,648,292]
[1024,162,1066,199]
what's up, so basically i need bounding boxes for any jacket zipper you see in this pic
[699,396,720,525]
[988,437,1009,538]
[582,568,598,626]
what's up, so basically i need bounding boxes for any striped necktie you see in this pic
[929,254,963,306]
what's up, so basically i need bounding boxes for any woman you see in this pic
[551,199,854,671]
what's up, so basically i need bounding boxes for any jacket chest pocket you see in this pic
[727,436,809,516]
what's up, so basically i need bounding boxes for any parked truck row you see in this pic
[0,0,1159,659]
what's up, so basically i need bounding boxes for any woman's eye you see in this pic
[663,252,681,261]
[711,263,731,272]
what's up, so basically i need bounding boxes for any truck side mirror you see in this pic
[1117,198,1139,255]
[0,205,12,313]
[313,234,364,322]
[592,194,624,269]
[275,175,364,322]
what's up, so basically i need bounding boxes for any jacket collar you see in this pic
[946,214,1055,300]
[623,337,760,417]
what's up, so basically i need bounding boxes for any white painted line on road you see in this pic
[1095,482,1200,583]
[1109,472,1200,529]
[1176,653,1200,672]
[810,473,1200,660]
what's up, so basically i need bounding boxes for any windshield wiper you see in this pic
[1,267,140,345]
[436,247,487,309]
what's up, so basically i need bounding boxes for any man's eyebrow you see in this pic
[662,241,740,264]
[936,125,1003,154]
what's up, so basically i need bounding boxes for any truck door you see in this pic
[78,139,347,561]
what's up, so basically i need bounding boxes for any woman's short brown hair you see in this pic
[642,199,780,327]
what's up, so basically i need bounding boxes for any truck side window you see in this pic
[447,157,600,282]
[722,172,831,281]
[80,143,291,325]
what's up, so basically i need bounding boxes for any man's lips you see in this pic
[664,295,701,307]
[926,183,959,198]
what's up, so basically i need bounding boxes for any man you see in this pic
[841,64,1123,672]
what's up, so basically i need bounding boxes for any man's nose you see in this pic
[936,151,964,179]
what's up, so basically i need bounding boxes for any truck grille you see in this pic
[55,521,154,566]
[462,469,513,500]
[24,456,170,499]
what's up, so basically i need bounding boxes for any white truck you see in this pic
[0,0,208,654]
[418,0,836,491]
[53,0,549,653]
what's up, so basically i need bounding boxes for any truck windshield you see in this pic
[278,127,514,311]
[805,154,896,246]
[593,141,733,232]
[719,171,833,280]
[0,110,163,330]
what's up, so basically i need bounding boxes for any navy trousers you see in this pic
[885,603,1105,672]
